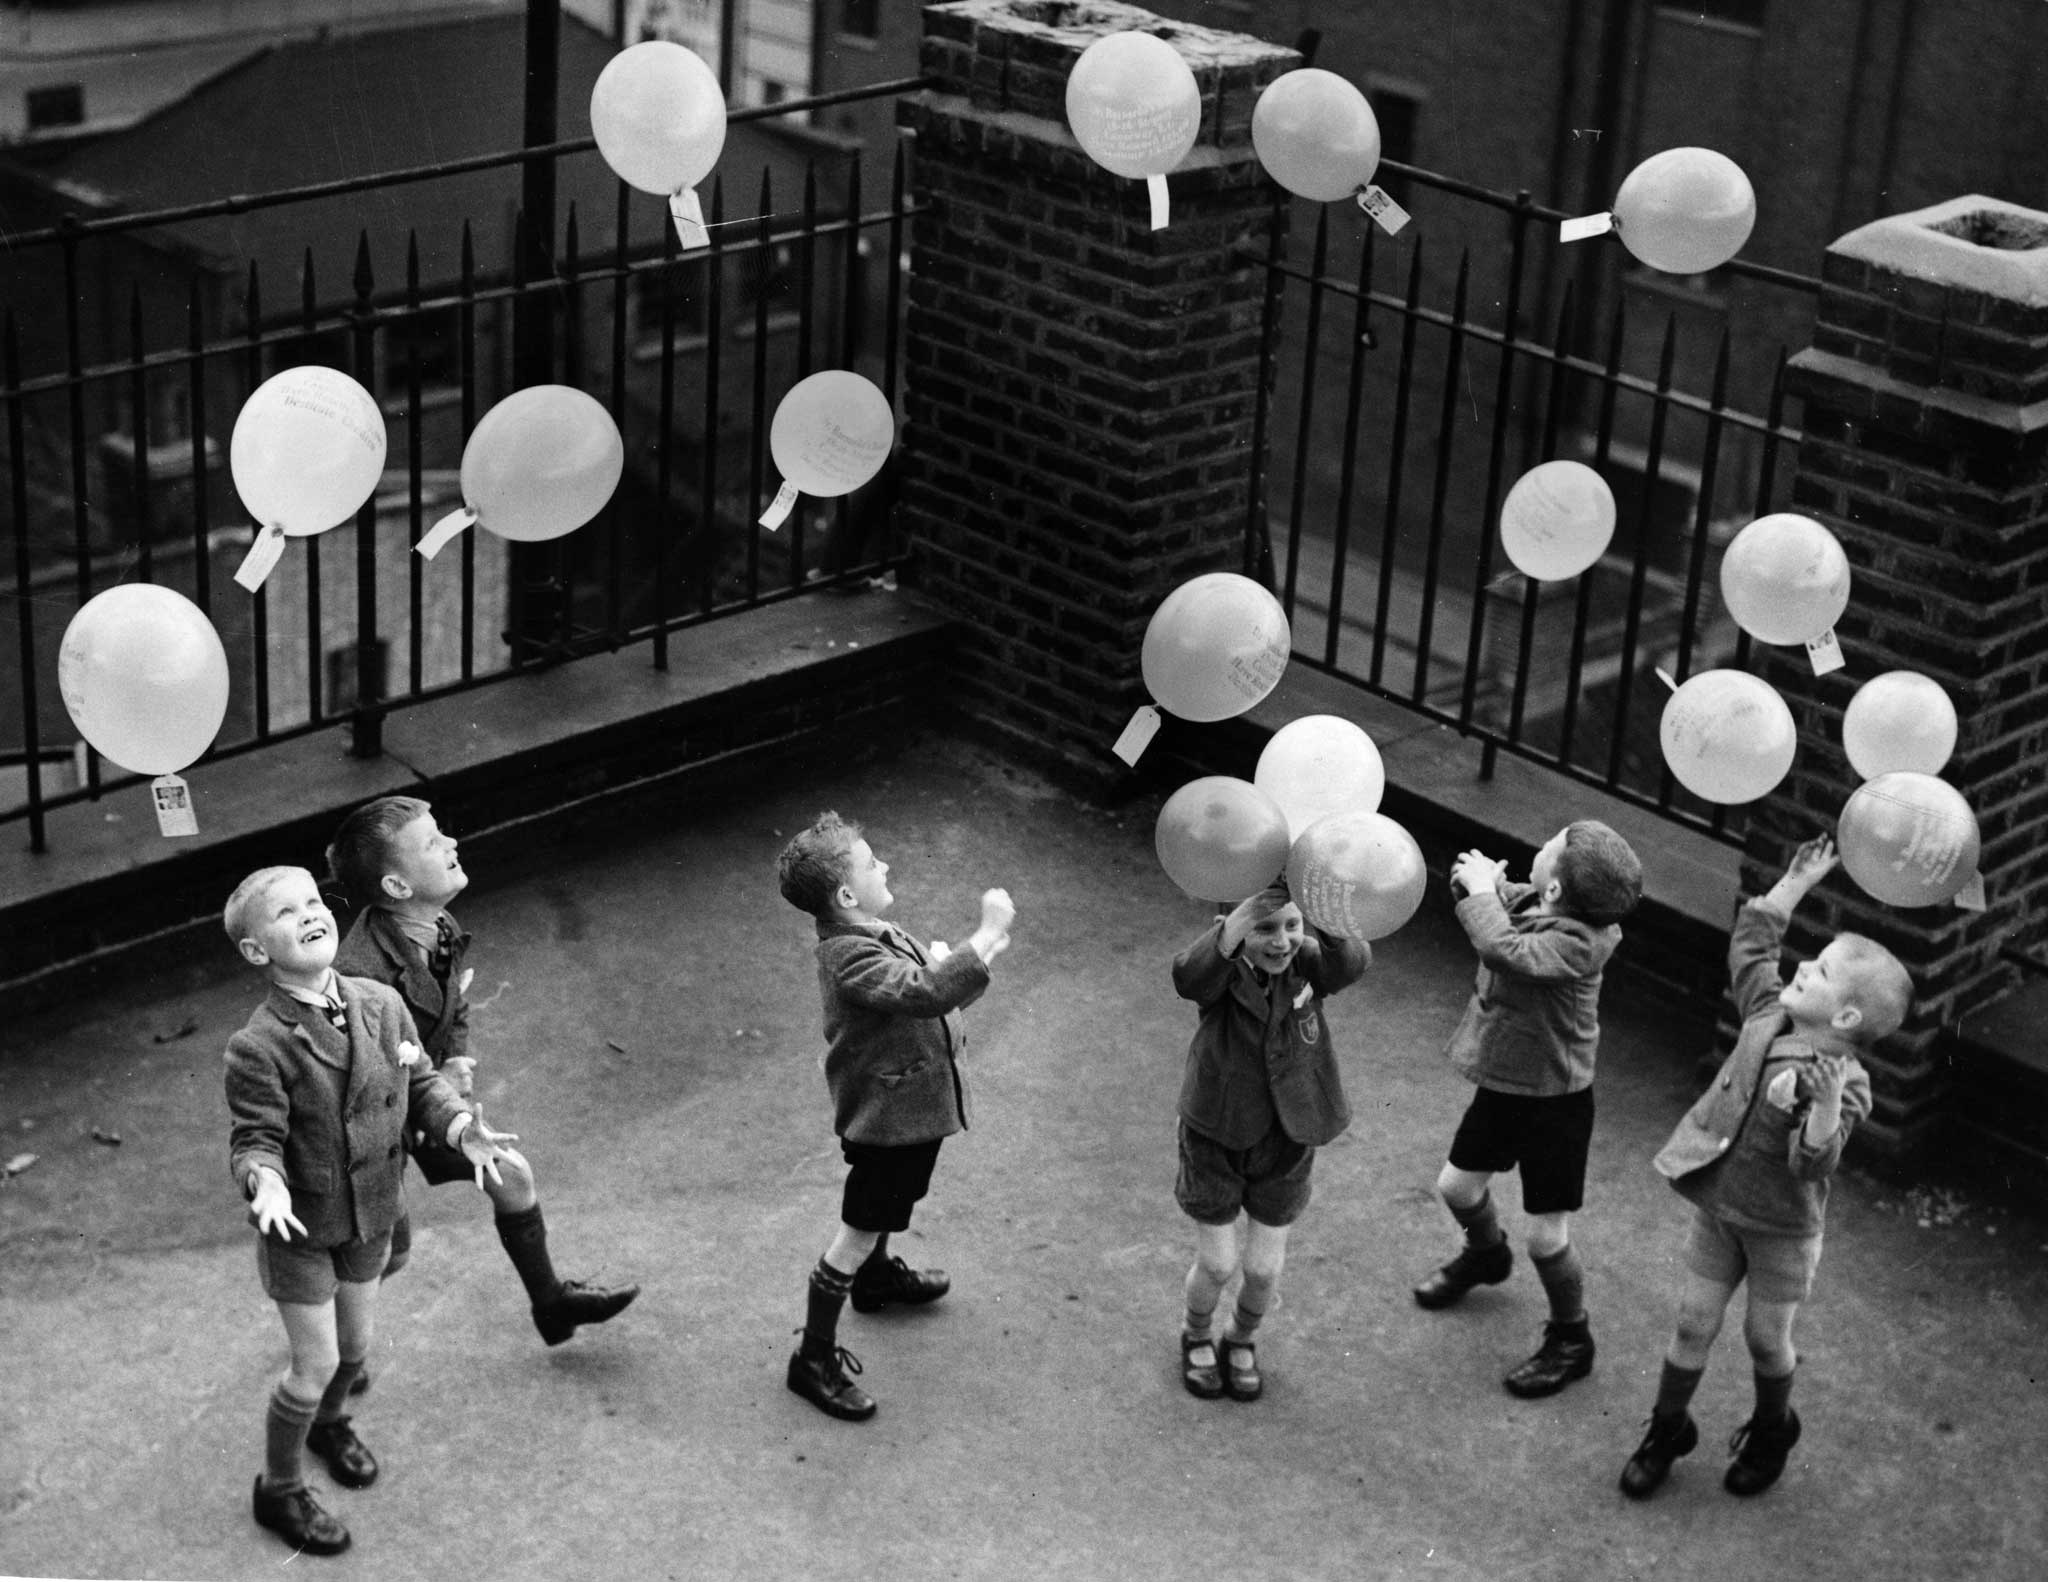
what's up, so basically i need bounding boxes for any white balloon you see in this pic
[1500,461,1616,581]
[230,367,386,536]
[1254,715,1386,840]
[1658,669,1797,805]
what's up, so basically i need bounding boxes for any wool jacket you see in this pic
[1444,880,1622,1096]
[1653,898,1874,1237]
[334,905,473,1070]
[1172,920,1371,1150]
[813,916,990,1147]
[224,975,470,1248]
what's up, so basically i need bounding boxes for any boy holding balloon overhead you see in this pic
[1170,882,1370,1402]
[1619,834,1904,1502]
[1414,821,1642,1400]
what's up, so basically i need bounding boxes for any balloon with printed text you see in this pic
[1658,669,1797,804]
[58,584,230,776]
[1836,771,1981,908]
[1285,810,1428,941]
[1499,460,1616,581]
[1720,513,1851,647]
[1155,777,1293,903]
[1065,31,1202,180]
[1612,147,1756,274]
[590,40,727,197]
[230,366,387,537]
[769,371,896,499]
[1140,572,1291,723]
[1841,670,1958,780]
[1250,68,1381,202]
[1254,714,1385,841]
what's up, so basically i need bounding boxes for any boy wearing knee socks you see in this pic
[1621,834,1905,1499]
[1415,821,1642,1398]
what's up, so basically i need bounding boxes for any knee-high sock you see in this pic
[1653,1359,1705,1425]
[495,1203,563,1306]
[1228,1268,1278,1340]
[315,1356,365,1424]
[1532,1242,1586,1324]
[262,1381,319,1492]
[1753,1365,1795,1426]
[1183,1260,1228,1338]
[1449,1191,1505,1250]
[802,1257,854,1358]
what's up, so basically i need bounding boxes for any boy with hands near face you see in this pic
[776,811,1014,1421]
[1621,834,1905,1501]
[223,866,515,1556]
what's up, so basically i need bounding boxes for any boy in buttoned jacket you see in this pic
[1620,834,1903,1502]
[776,810,1014,1422]
[1413,820,1642,1402]
[223,865,513,1557]
[327,796,638,1357]
[1170,882,1370,1402]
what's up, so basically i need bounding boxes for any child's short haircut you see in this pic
[1554,820,1643,928]
[326,795,432,908]
[1832,933,1912,1043]
[224,865,309,945]
[778,811,861,917]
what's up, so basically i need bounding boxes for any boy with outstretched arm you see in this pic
[1620,833,1906,1500]
[1414,820,1643,1398]
[327,796,637,1357]
[776,810,1014,1421]
[224,865,515,1556]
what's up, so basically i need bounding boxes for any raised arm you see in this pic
[827,935,992,1018]
[1730,835,1837,1021]
[1454,889,1607,981]
[1171,918,1236,1005]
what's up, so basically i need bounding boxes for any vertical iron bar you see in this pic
[1605,313,1679,790]
[791,163,820,591]
[1556,293,1626,770]
[883,142,907,409]
[1506,286,1576,749]
[607,184,630,642]
[187,281,212,619]
[653,217,678,670]
[558,205,583,653]
[458,224,478,681]
[60,219,100,798]
[748,171,773,602]
[1371,242,1424,688]
[6,316,46,851]
[349,233,381,758]
[406,233,424,696]
[301,251,324,725]
[127,291,152,584]
[246,265,270,738]
[700,178,725,616]
[1413,250,1472,709]
[832,156,861,580]
[1322,224,1375,671]
[1280,208,1328,619]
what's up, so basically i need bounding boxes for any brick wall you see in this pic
[1754,195,2048,1158]
[898,0,1297,791]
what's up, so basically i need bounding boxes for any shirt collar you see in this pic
[279,968,343,1010]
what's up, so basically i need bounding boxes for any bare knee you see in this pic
[1673,1301,1725,1357]
[285,1338,340,1397]
[485,1151,538,1212]
[1437,1164,1490,1209]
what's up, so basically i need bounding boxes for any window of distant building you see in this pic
[25,84,84,133]
[1365,81,1422,206]
[1657,2,1765,32]
[840,0,880,41]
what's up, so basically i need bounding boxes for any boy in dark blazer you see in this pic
[1170,882,1370,1402]
[775,810,1014,1421]
[326,796,638,1355]
[223,865,514,1556]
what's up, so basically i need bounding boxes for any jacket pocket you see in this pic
[878,1056,933,1088]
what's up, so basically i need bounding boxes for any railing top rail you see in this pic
[2,75,939,253]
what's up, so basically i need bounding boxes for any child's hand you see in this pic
[1808,1050,1850,1108]
[442,1054,477,1097]
[928,940,953,963]
[1219,893,1264,955]
[1450,851,1504,899]
[1784,834,1839,890]
[249,1168,306,1242]
[459,1104,521,1192]
[981,888,1016,933]
[981,931,1011,965]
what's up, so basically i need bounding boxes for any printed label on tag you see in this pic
[1356,185,1412,235]
[669,187,709,250]
[417,506,477,559]
[1111,704,1163,767]
[758,478,800,530]
[151,774,198,838]
[1147,172,1170,232]
[1805,628,1845,675]
[1953,872,1988,912]
[232,524,287,592]
[1560,212,1615,243]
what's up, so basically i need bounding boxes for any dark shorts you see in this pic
[839,1138,944,1234]
[409,1127,474,1187]
[1446,1085,1596,1215]
[1175,1121,1315,1228]
[256,1230,393,1305]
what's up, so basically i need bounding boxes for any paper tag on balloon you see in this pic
[151,774,198,838]
[1111,704,1162,767]
[669,187,709,251]
[232,524,288,592]
[1356,185,1412,235]
[1146,173,1170,231]
[1805,628,1845,675]
[1953,872,1987,912]
[1653,666,1680,694]
[1560,212,1615,243]
[758,479,800,531]
[416,506,478,560]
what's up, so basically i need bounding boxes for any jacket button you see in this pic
[388,1144,400,1159]
[1717,1138,1730,1151]
[386,1093,396,1108]
[1721,1076,1732,1088]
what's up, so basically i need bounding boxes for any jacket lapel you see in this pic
[340,984,378,1111]
[370,908,446,1025]
[269,985,351,1074]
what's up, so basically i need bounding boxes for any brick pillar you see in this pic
[1757,194,2048,1159]
[898,0,1297,791]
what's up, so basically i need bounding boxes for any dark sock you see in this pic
[1653,1359,1706,1424]
[262,1382,319,1492]
[1226,1298,1267,1343]
[1753,1366,1795,1426]
[802,1257,854,1358]
[1532,1243,1587,1325]
[495,1203,563,1306]
[316,1357,365,1424]
[1449,1191,1506,1251]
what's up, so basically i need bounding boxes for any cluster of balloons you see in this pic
[1833,670,1977,908]
[591,40,727,248]
[1066,30,1201,230]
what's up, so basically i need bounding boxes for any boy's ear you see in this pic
[1829,1003,1864,1033]
[236,937,269,968]
[1542,877,1564,904]
[379,873,412,902]
[833,881,859,913]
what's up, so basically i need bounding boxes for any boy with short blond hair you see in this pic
[776,810,1014,1422]
[1415,819,1643,1399]
[223,864,513,1556]
[1621,834,1906,1500]
[327,796,637,1353]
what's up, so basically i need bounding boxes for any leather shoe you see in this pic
[533,1279,641,1347]
[849,1254,950,1313]
[786,1343,877,1421]
[1413,1240,1513,1309]
[1220,1337,1263,1402]
[303,1416,379,1489]
[1180,1332,1223,1399]
[1620,1411,1699,1499]
[1724,1409,1801,1495]
[1503,1319,1595,1398]
[252,1476,351,1555]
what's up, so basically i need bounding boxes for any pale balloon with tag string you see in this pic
[1285,809,1428,941]
[1250,68,1381,202]
[759,371,895,530]
[1658,669,1797,805]
[229,366,387,591]
[1141,571,1291,723]
[1836,770,1981,908]
[59,583,229,776]
[416,386,624,560]
[1254,714,1385,841]
[1841,670,1957,780]
[1499,460,1616,581]
[590,40,727,248]
[1065,30,1201,229]
[1719,513,1851,646]
[1612,147,1756,274]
